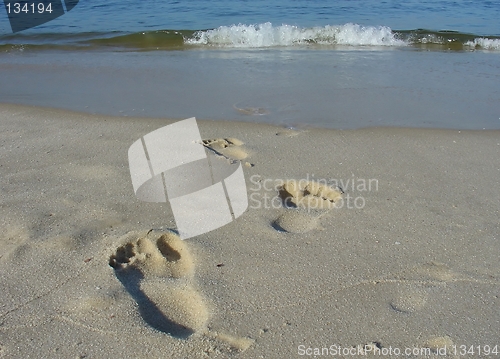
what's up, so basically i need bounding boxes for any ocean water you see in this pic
[1,0,500,36]
[0,0,499,129]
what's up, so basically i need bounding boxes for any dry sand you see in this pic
[0,103,499,358]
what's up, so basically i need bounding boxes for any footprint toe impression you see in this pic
[279,180,342,210]
[202,138,248,161]
[109,231,207,337]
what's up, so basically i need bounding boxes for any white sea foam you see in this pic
[465,38,500,50]
[185,23,408,48]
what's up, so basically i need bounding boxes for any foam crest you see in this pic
[185,23,407,48]
[465,37,500,50]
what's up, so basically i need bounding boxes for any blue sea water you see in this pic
[1,0,500,36]
[0,0,499,129]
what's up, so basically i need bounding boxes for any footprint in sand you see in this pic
[0,224,28,261]
[389,285,429,314]
[202,138,248,161]
[424,336,455,354]
[387,262,461,315]
[415,262,457,282]
[396,261,458,283]
[272,180,342,233]
[109,231,209,338]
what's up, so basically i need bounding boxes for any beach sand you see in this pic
[0,103,499,358]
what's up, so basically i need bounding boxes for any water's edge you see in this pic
[1,24,500,52]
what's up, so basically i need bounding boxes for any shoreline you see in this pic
[1,103,499,358]
[2,101,500,133]
[1,45,499,131]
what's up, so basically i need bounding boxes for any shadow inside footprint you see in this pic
[113,266,194,339]
[271,220,288,233]
[278,186,298,208]
[157,239,181,262]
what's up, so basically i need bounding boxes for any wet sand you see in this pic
[1,49,499,130]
